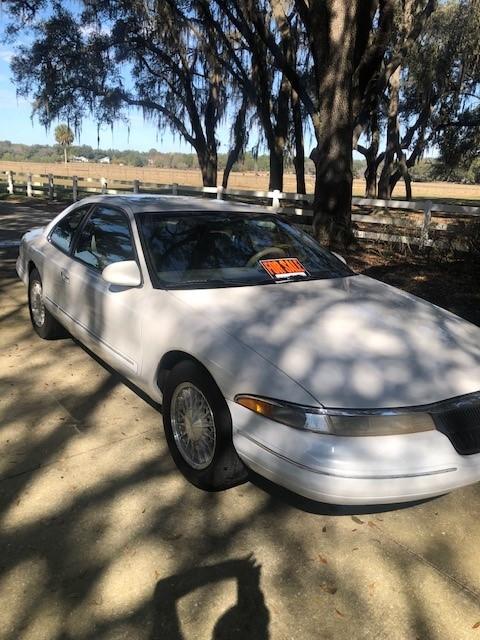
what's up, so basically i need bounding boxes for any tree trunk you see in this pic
[390,133,413,199]
[198,146,218,187]
[311,125,353,249]
[268,72,290,192]
[389,162,412,199]
[310,0,357,249]
[364,159,377,198]
[269,146,284,192]
[364,113,379,197]
[222,97,248,189]
[378,66,401,199]
[64,146,68,164]
[292,89,306,194]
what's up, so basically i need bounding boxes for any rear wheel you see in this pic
[28,268,66,339]
[162,360,248,491]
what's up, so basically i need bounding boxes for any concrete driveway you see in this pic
[1,199,480,640]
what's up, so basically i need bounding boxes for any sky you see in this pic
[0,40,240,154]
[0,25,337,160]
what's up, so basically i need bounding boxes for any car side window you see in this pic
[49,206,90,253]
[73,206,135,271]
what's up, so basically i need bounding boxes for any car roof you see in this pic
[77,194,269,216]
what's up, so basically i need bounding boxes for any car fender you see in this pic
[140,290,320,407]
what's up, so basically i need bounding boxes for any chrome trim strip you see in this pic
[236,431,457,480]
[45,295,137,372]
[234,391,480,417]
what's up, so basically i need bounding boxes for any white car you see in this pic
[16,195,480,505]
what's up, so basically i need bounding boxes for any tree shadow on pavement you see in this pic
[2,201,480,640]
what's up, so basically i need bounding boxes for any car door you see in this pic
[65,205,144,379]
[42,204,93,324]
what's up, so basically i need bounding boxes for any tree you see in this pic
[198,0,304,192]
[206,0,407,246]
[54,124,74,164]
[356,0,479,199]
[9,2,230,186]
[5,0,449,245]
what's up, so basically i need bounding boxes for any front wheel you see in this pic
[28,268,66,339]
[162,360,248,491]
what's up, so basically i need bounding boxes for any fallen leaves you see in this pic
[320,584,338,595]
[351,516,364,525]
[473,621,480,629]
[318,554,328,564]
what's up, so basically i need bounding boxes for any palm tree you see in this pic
[54,124,74,164]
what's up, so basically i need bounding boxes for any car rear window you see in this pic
[138,211,353,288]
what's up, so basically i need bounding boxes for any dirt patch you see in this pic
[348,245,480,326]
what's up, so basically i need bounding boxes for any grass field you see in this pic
[1,159,479,204]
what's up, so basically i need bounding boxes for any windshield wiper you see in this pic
[273,273,310,283]
[165,278,248,289]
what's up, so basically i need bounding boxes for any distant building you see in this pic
[72,156,89,163]
[99,156,111,164]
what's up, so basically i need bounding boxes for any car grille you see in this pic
[433,405,480,455]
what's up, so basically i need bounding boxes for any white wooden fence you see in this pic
[2,169,480,251]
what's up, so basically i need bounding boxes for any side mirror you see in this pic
[102,260,142,287]
[331,251,347,265]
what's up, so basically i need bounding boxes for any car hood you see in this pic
[171,275,480,409]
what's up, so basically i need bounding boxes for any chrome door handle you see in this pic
[60,271,70,283]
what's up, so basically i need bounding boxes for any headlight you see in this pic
[234,395,435,436]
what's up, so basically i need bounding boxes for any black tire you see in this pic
[162,360,248,491]
[28,268,66,340]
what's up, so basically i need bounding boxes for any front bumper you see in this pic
[229,401,480,505]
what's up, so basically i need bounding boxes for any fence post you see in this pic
[101,177,107,194]
[133,179,140,194]
[72,176,78,202]
[216,186,224,200]
[48,174,54,200]
[7,171,14,195]
[272,189,281,210]
[172,183,178,195]
[26,173,33,197]
[421,200,433,246]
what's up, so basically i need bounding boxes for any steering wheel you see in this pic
[246,246,286,268]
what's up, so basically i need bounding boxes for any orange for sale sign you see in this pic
[259,257,309,279]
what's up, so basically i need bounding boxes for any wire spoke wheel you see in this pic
[170,382,216,470]
[30,280,45,327]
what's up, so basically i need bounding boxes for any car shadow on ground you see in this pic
[247,470,439,516]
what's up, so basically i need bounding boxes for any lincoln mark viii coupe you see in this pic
[17,195,480,505]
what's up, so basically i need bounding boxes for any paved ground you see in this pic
[2,199,480,640]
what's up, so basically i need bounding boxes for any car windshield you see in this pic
[138,211,353,288]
